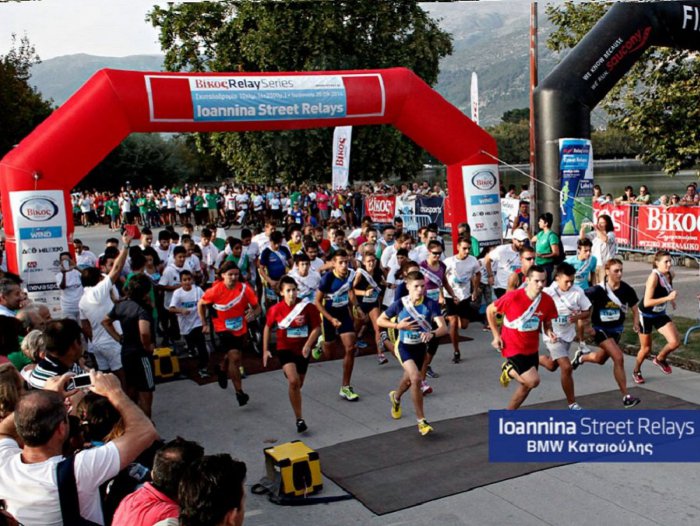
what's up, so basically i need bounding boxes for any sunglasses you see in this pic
[523,257,535,261]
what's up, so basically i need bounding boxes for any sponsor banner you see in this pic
[364,195,396,224]
[500,197,520,239]
[593,202,632,245]
[462,164,502,247]
[637,205,700,252]
[443,196,453,226]
[490,410,700,462]
[395,196,415,218]
[187,75,348,122]
[415,196,444,227]
[559,138,594,236]
[331,126,352,190]
[9,191,68,315]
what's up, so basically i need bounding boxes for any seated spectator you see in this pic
[614,185,636,204]
[680,183,699,205]
[112,438,204,526]
[0,371,158,525]
[27,319,85,390]
[167,454,247,526]
[653,194,669,206]
[669,194,681,207]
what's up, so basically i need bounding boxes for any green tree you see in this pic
[148,0,453,184]
[501,108,529,124]
[0,35,54,157]
[546,2,700,174]
[487,120,529,164]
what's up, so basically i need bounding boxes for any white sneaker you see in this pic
[568,402,582,410]
[578,342,592,355]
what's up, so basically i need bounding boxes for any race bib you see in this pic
[553,315,570,327]
[452,275,468,284]
[520,316,540,332]
[363,289,379,303]
[426,289,440,301]
[265,288,278,300]
[652,303,666,313]
[287,325,309,339]
[600,309,620,322]
[225,316,244,332]
[332,292,349,308]
[181,301,197,309]
[402,330,422,345]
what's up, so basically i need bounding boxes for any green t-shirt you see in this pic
[8,351,31,370]
[194,195,205,211]
[470,236,480,257]
[105,200,119,216]
[136,197,148,213]
[206,194,218,209]
[535,230,559,265]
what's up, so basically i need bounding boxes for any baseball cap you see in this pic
[513,229,529,242]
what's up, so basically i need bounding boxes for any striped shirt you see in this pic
[28,355,83,390]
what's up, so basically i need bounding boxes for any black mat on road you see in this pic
[318,387,698,515]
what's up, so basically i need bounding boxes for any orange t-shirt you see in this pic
[202,280,258,335]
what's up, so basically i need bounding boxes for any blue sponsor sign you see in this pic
[490,410,700,462]
[470,194,499,206]
[19,226,63,240]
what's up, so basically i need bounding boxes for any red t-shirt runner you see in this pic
[265,300,320,354]
[202,280,258,336]
[493,288,558,358]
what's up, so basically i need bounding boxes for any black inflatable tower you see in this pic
[534,1,700,230]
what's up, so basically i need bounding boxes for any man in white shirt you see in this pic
[55,252,83,321]
[80,234,130,375]
[197,228,220,285]
[484,229,529,299]
[0,370,158,526]
[73,239,98,269]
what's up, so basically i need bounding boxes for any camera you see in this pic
[66,373,92,391]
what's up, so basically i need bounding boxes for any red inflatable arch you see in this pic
[0,67,497,307]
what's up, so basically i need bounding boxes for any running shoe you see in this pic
[623,394,641,408]
[420,380,433,395]
[452,351,461,364]
[632,370,645,384]
[217,368,228,389]
[312,345,323,360]
[426,366,440,378]
[578,342,592,355]
[499,362,513,388]
[571,349,584,371]
[339,386,359,401]
[568,402,582,410]
[389,390,402,419]
[417,419,434,436]
[236,391,250,407]
[377,353,388,365]
[296,418,308,433]
[198,368,211,379]
[239,366,247,379]
[356,340,368,349]
[653,357,672,375]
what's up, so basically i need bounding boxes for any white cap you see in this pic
[512,229,529,242]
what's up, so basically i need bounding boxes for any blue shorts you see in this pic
[322,310,354,343]
[394,343,427,370]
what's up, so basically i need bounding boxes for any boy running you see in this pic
[263,276,322,433]
[378,271,448,436]
[169,270,209,378]
[487,266,558,410]
[198,261,261,406]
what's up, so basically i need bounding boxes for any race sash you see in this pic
[401,296,433,333]
[653,269,673,293]
[358,268,381,291]
[575,258,593,281]
[604,282,628,314]
[503,293,542,330]
[422,266,443,287]
[212,284,248,311]
[325,270,356,301]
[273,249,289,266]
[278,300,310,329]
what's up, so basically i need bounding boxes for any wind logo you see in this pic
[19,227,62,240]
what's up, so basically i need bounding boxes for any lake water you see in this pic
[499,161,699,201]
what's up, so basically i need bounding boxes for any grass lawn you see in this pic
[619,316,700,363]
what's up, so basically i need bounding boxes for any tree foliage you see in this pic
[546,1,700,174]
[148,0,453,184]
[0,35,53,157]
[500,108,529,124]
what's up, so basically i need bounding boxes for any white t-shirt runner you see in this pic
[444,254,480,302]
[169,286,204,335]
[488,244,520,290]
[543,283,592,343]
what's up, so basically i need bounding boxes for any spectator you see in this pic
[0,278,22,318]
[531,212,560,284]
[680,183,699,205]
[27,319,86,390]
[56,251,84,321]
[112,438,204,526]
[635,185,651,204]
[614,185,636,204]
[0,316,22,368]
[0,364,23,420]
[580,214,617,285]
[0,371,158,525]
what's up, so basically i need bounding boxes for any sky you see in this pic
[0,0,169,59]
[0,0,513,61]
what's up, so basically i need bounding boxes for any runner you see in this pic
[352,250,387,364]
[573,258,642,408]
[377,270,448,436]
[258,231,292,309]
[288,253,321,302]
[540,263,592,410]
[506,246,536,291]
[444,236,481,363]
[198,261,261,406]
[263,276,322,433]
[633,250,680,383]
[484,229,529,298]
[314,249,362,401]
[169,270,209,378]
[486,266,558,410]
